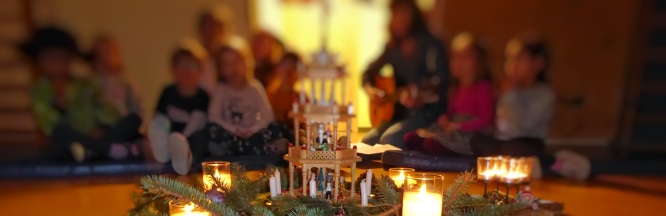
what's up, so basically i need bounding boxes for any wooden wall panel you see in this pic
[441,0,640,143]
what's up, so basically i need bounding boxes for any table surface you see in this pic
[0,168,665,216]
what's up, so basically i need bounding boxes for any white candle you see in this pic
[402,184,443,216]
[360,180,368,206]
[203,169,231,190]
[269,176,277,198]
[365,169,373,195]
[309,178,316,198]
[274,170,281,195]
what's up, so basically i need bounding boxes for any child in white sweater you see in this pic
[204,45,287,156]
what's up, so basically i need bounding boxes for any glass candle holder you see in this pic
[402,173,444,216]
[477,157,496,181]
[519,157,534,183]
[388,168,415,188]
[477,156,508,181]
[499,157,531,184]
[169,201,209,216]
[202,161,231,190]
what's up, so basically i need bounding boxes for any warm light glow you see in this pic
[503,171,527,179]
[169,202,210,216]
[389,168,416,188]
[479,170,495,178]
[256,0,391,128]
[402,184,443,216]
[184,203,195,214]
[202,162,231,190]
[393,171,405,187]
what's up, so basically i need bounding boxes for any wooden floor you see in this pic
[0,169,664,216]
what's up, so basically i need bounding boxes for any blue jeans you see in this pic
[361,112,430,148]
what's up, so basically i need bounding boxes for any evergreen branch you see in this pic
[273,195,334,215]
[251,206,276,216]
[375,175,401,204]
[443,172,475,212]
[288,205,325,216]
[375,204,401,216]
[449,200,526,216]
[191,173,206,191]
[139,175,239,216]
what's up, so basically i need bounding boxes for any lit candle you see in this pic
[402,184,443,216]
[388,168,415,188]
[393,171,406,187]
[498,157,531,184]
[202,161,231,190]
[169,202,209,216]
[202,169,231,190]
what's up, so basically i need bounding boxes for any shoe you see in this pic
[551,150,591,180]
[148,115,171,163]
[169,133,192,175]
[70,142,86,163]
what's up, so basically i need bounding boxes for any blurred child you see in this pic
[89,35,142,118]
[197,8,249,94]
[403,33,494,155]
[147,45,209,175]
[251,31,284,86]
[24,27,141,162]
[205,45,287,157]
[266,52,300,127]
[471,36,591,180]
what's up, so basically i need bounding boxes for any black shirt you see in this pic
[155,84,210,133]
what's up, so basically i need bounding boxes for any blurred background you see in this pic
[0,0,664,165]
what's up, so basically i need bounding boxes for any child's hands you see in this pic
[167,106,190,123]
[364,85,386,101]
[444,122,461,134]
[235,128,254,139]
[399,84,425,109]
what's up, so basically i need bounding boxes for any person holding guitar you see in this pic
[361,0,448,148]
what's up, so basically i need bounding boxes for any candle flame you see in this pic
[419,184,426,194]
[184,203,195,214]
[214,169,220,177]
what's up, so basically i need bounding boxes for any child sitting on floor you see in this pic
[404,33,494,156]
[204,45,287,157]
[147,43,209,175]
[471,35,591,180]
[88,35,142,118]
[266,52,301,136]
[24,27,141,162]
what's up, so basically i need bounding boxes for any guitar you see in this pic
[369,75,440,127]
